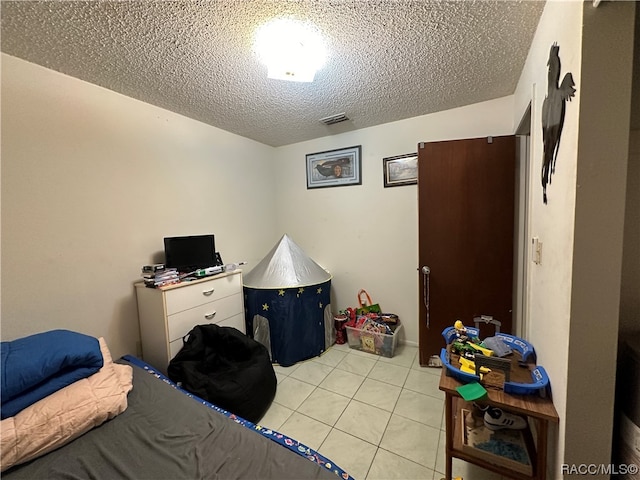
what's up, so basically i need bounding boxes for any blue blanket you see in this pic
[1,330,103,419]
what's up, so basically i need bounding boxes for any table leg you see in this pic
[536,418,548,480]
[445,394,453,480]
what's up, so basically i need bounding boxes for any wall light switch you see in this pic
[532,237,542,265]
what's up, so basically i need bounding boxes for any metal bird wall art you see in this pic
[541,43,576,204]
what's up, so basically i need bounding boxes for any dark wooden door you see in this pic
[418,136,516,366]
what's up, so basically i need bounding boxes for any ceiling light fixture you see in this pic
[254,18,327,82]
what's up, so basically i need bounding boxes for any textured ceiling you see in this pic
[1,1,546,147]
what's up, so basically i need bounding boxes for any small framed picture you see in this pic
[306,146,362,189]
[383,153,418,187]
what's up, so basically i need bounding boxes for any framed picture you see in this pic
[306,145,362,189]
[383,153,418,187]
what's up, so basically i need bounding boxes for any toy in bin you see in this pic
[355,289,381,315]
[345,314,401,357]
[343,290,401,357]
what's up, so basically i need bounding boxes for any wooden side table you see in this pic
[439,368,559,480]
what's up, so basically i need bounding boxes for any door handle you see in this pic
[420,266,430,328]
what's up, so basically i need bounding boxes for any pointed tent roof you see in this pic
[243,234,331,289]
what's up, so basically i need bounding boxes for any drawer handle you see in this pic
[204,311,217,320]
[202,288,215,296]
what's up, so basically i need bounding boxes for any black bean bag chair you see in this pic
[167,324,276,423]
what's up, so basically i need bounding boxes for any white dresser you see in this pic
[135,270,245,373]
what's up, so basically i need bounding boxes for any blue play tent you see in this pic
[243,234,334,367]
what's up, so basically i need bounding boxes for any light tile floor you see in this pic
[260,342,506,480]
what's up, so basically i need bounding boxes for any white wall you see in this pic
[273,97,515,347]
[513,1,635,476]
[1,51,515,358]
[512,1,583,471]
[1,54,277,358]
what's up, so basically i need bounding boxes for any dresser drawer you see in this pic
[164,273,242,315]
[168,313,246,361]
[167,293,243,342]
[215,312,246,333]
[169,337,183,361]
[137,270,245,375]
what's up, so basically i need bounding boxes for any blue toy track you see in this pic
[440,326,550,396]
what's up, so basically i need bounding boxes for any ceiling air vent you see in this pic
[319,112,349,125]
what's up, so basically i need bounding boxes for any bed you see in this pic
[1,332,351,480]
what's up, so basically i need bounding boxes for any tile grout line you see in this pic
[327,358,382,480]
[365,349,418,477]
[318,346,386,477]
[273,345,451,479]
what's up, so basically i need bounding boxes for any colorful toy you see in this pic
[441,323,551,397]
[361,334,376,353]
[466,342,494,357]
[334,312,348,344]
[459,356,491,377]
[450,320,494,357]
[454,319,468,338]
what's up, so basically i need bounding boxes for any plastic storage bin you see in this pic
[345,322,402,358]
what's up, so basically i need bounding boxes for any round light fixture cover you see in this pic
[254,18,327,82]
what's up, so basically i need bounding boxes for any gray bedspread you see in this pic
[3,362,340,480]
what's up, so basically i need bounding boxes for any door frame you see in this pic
[514,103,532,340]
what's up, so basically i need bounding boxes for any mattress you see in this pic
[3,355,351,480]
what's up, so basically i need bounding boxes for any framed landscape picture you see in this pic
[306,145,362,189]
[383,153,418,187]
